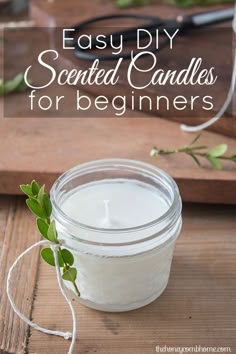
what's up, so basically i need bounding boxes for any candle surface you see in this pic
[61,179,168,229]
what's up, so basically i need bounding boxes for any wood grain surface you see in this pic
[0,196,40,354]
[1,111,236,204]
[25,202,235,354]
[0,193,235,353]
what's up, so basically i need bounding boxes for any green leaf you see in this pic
[38,185,45,205]
[47,221,57,243]
[62,267,77,283]
[189,133,202,146]
[41,248,64,267]
[36,218,49,239]
[20,184,34,197]
[208,144,228,157]
[43,193,52,218]
[31,180,40,195]
[189,153,201,167]
[26,198,46,218]
[3,73,25,95]
[207,156,222,170]
[61,249,74,266]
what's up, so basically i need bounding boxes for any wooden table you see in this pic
[0,195,235,354]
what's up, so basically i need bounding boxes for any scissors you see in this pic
[70,7,235,61]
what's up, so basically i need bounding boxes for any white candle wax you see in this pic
[52,160,182,312]
[61,180,168,229]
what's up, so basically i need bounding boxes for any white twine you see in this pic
[181,2,236,132]
[6,239,77,354]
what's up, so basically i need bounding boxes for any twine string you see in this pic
[6,239,77,354]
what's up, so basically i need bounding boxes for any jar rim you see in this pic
[50,159,182,235]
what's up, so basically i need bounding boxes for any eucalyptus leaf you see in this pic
[37,218,49,239]
[41,248,64,267]
[61,249,74,266]
[26,198,46,218]
[208,144,228,157]
[43,193,52,217]
[47,221,57,242]
[62,267,77,282]
[207,156,222,170]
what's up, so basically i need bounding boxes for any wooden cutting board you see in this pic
[29,0,236,138]
[1,99,236,203]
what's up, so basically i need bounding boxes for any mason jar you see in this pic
[50,159,182,312]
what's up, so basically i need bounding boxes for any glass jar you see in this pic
[50,159,182,312]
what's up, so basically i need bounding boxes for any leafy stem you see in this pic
[20,180,80,297]
[150,133,236,170]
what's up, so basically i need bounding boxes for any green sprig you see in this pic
[20,180,80,297]
[150,133,236,170]
[0,73,29,96]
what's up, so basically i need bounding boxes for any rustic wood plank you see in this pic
[28,203,236,354]
[1,114,236,204]
[0,196,40,354]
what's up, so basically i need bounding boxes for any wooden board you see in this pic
[1,110,236,204]
[1,195,236,353]
[1,3,236,204]
[29,0,236,138]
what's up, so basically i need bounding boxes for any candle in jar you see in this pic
[51,159,182,312]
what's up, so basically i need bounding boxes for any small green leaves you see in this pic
[26,198,46,219]
[47,221,58,243]
[36,218,49,239]
[151,135,236,170]
[208,144,228,158]
[62,268,77,283]
[61,249,74,266]
[21,180,80,297]
[41,248,64,267]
